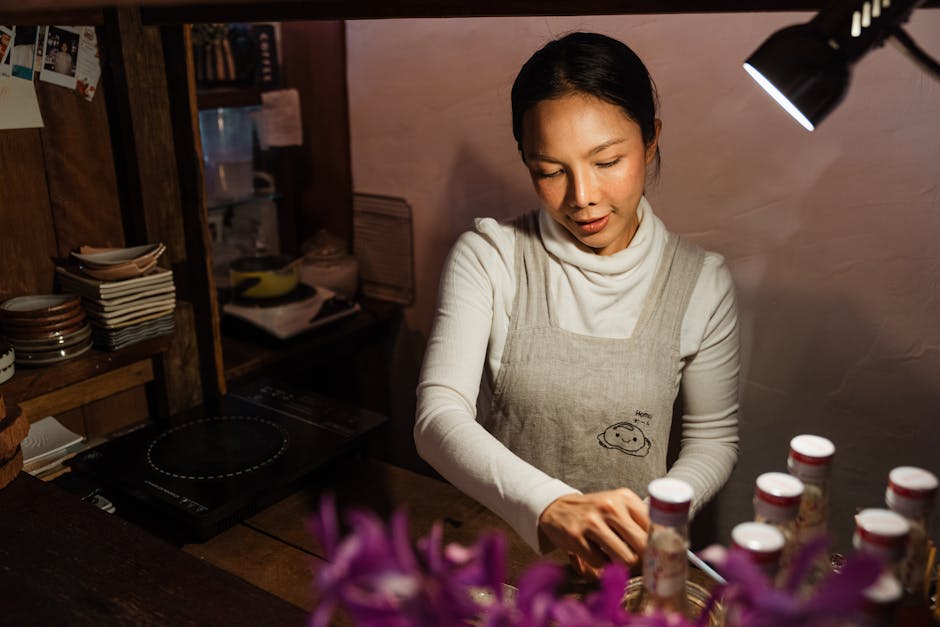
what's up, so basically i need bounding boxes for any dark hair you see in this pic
[511,32,660,164]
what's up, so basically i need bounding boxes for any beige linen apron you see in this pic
[481,212,704,498]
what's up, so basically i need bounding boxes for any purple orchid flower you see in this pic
[698,534,882,627]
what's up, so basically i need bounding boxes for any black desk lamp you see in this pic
[743,0,939,131]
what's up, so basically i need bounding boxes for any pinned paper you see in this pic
[39,25,80,89]
[11,26,38,80]
[257,88,303,148]
[0,74,44,129]
[75,26,100,101]
[0,25,12,77]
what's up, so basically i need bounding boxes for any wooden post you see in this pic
[100,7,225,416]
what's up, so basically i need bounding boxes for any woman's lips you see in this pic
[573,214,609,235]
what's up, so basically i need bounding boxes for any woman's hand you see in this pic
[538,489,650,578]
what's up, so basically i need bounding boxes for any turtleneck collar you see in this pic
[538,196,660,275]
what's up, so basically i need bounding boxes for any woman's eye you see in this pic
[596,158,621,169]
[536,169,563,179]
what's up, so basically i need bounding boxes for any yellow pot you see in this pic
[229,255,300,299]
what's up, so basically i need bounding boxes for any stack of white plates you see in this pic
[0,295,94,366]
[56,265,176,351]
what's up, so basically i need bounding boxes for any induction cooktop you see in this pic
[66,378,387,542]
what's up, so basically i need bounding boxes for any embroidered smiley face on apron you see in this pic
[480,212,704,499]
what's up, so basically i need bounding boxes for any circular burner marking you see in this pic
[146,416,289,481]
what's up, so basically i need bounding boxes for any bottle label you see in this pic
[643,529,687,600]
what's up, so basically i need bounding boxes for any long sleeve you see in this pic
[665,255,740,514]
[414,230,578,552]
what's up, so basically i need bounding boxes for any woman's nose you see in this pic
[566,169,599,208]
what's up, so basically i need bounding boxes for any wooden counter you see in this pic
[0,473,308,626]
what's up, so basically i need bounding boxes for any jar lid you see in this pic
[732,522,785,562]
[854,508,910,547]
[301,230,349,262]
[888,466,938,499]
[788,434,835,464]
[756,472,804,506]
[648,478,694,511]
[862,572,903,605]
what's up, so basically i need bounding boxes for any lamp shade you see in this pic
[743,24,850,131]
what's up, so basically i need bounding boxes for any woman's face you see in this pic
[60,42,68,52]
[521,92,660,256]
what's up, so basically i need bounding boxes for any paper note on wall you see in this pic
[0,74,44,129]
[257,88,303,148]
[75,26,100,101]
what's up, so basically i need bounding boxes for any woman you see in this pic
[415,32,739,577]
[52,41,73,76]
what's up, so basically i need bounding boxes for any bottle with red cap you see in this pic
[884,466,937,598]
[850,508,910,627]
[638,477,694,618]
[753,471,804,578]
[733,521,786,579]
[786,435,835,548]
[853,572,904,627]
[852,508,910,574]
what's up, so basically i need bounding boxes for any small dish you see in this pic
[71,243,165,268]
[0,294,81,320]
[14,338,93,366]
[9,324,91,352]
[0,306,85,329]
[79,257,158,281]
[4,318,88,341]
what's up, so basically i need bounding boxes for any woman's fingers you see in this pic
[538,488,651,574]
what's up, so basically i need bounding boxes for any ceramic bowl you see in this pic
[0,360,12,385]
[0,294,81,321]
[14,337,93,366]
[2,307,86,334]
[71,243,165,268]
[0,343,14,370]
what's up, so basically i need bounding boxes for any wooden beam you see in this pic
[18,360,153,422]
[99,7,211,415]
[160,23,228,405]
[140,0,940,24]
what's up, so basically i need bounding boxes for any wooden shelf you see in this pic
[220,298,400,384]
[0,336,172,422]
[196,87,263,111]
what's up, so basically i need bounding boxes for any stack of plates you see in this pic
[70,243,166,281]
[56,265,176,351]
[0,295,93,366]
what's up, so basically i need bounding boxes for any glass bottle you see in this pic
[884,466,937,599]
[732,521,786,580]
[852,508,910,576]
[787,435,835,548]
[639,477,694,618]
[854,572,904,627]
[753,471,804,577]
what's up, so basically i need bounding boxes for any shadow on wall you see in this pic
[378,142,532,476]
[716,177,940,551]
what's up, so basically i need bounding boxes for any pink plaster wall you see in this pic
[346,13,940,549]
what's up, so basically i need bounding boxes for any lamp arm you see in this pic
[889,27,940,81]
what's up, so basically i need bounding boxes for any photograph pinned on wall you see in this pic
[40,25,81,89]
[34,27,46,74]
[0,26,13,77]
[74,26,100,101]
[11,26,38,80]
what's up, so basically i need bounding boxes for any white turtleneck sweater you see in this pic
[415,198,740,552]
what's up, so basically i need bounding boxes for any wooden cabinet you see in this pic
[0,9,377,438]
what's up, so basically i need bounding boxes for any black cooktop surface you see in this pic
[66,379,387,542]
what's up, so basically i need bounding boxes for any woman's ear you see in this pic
[645,118,662,165]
